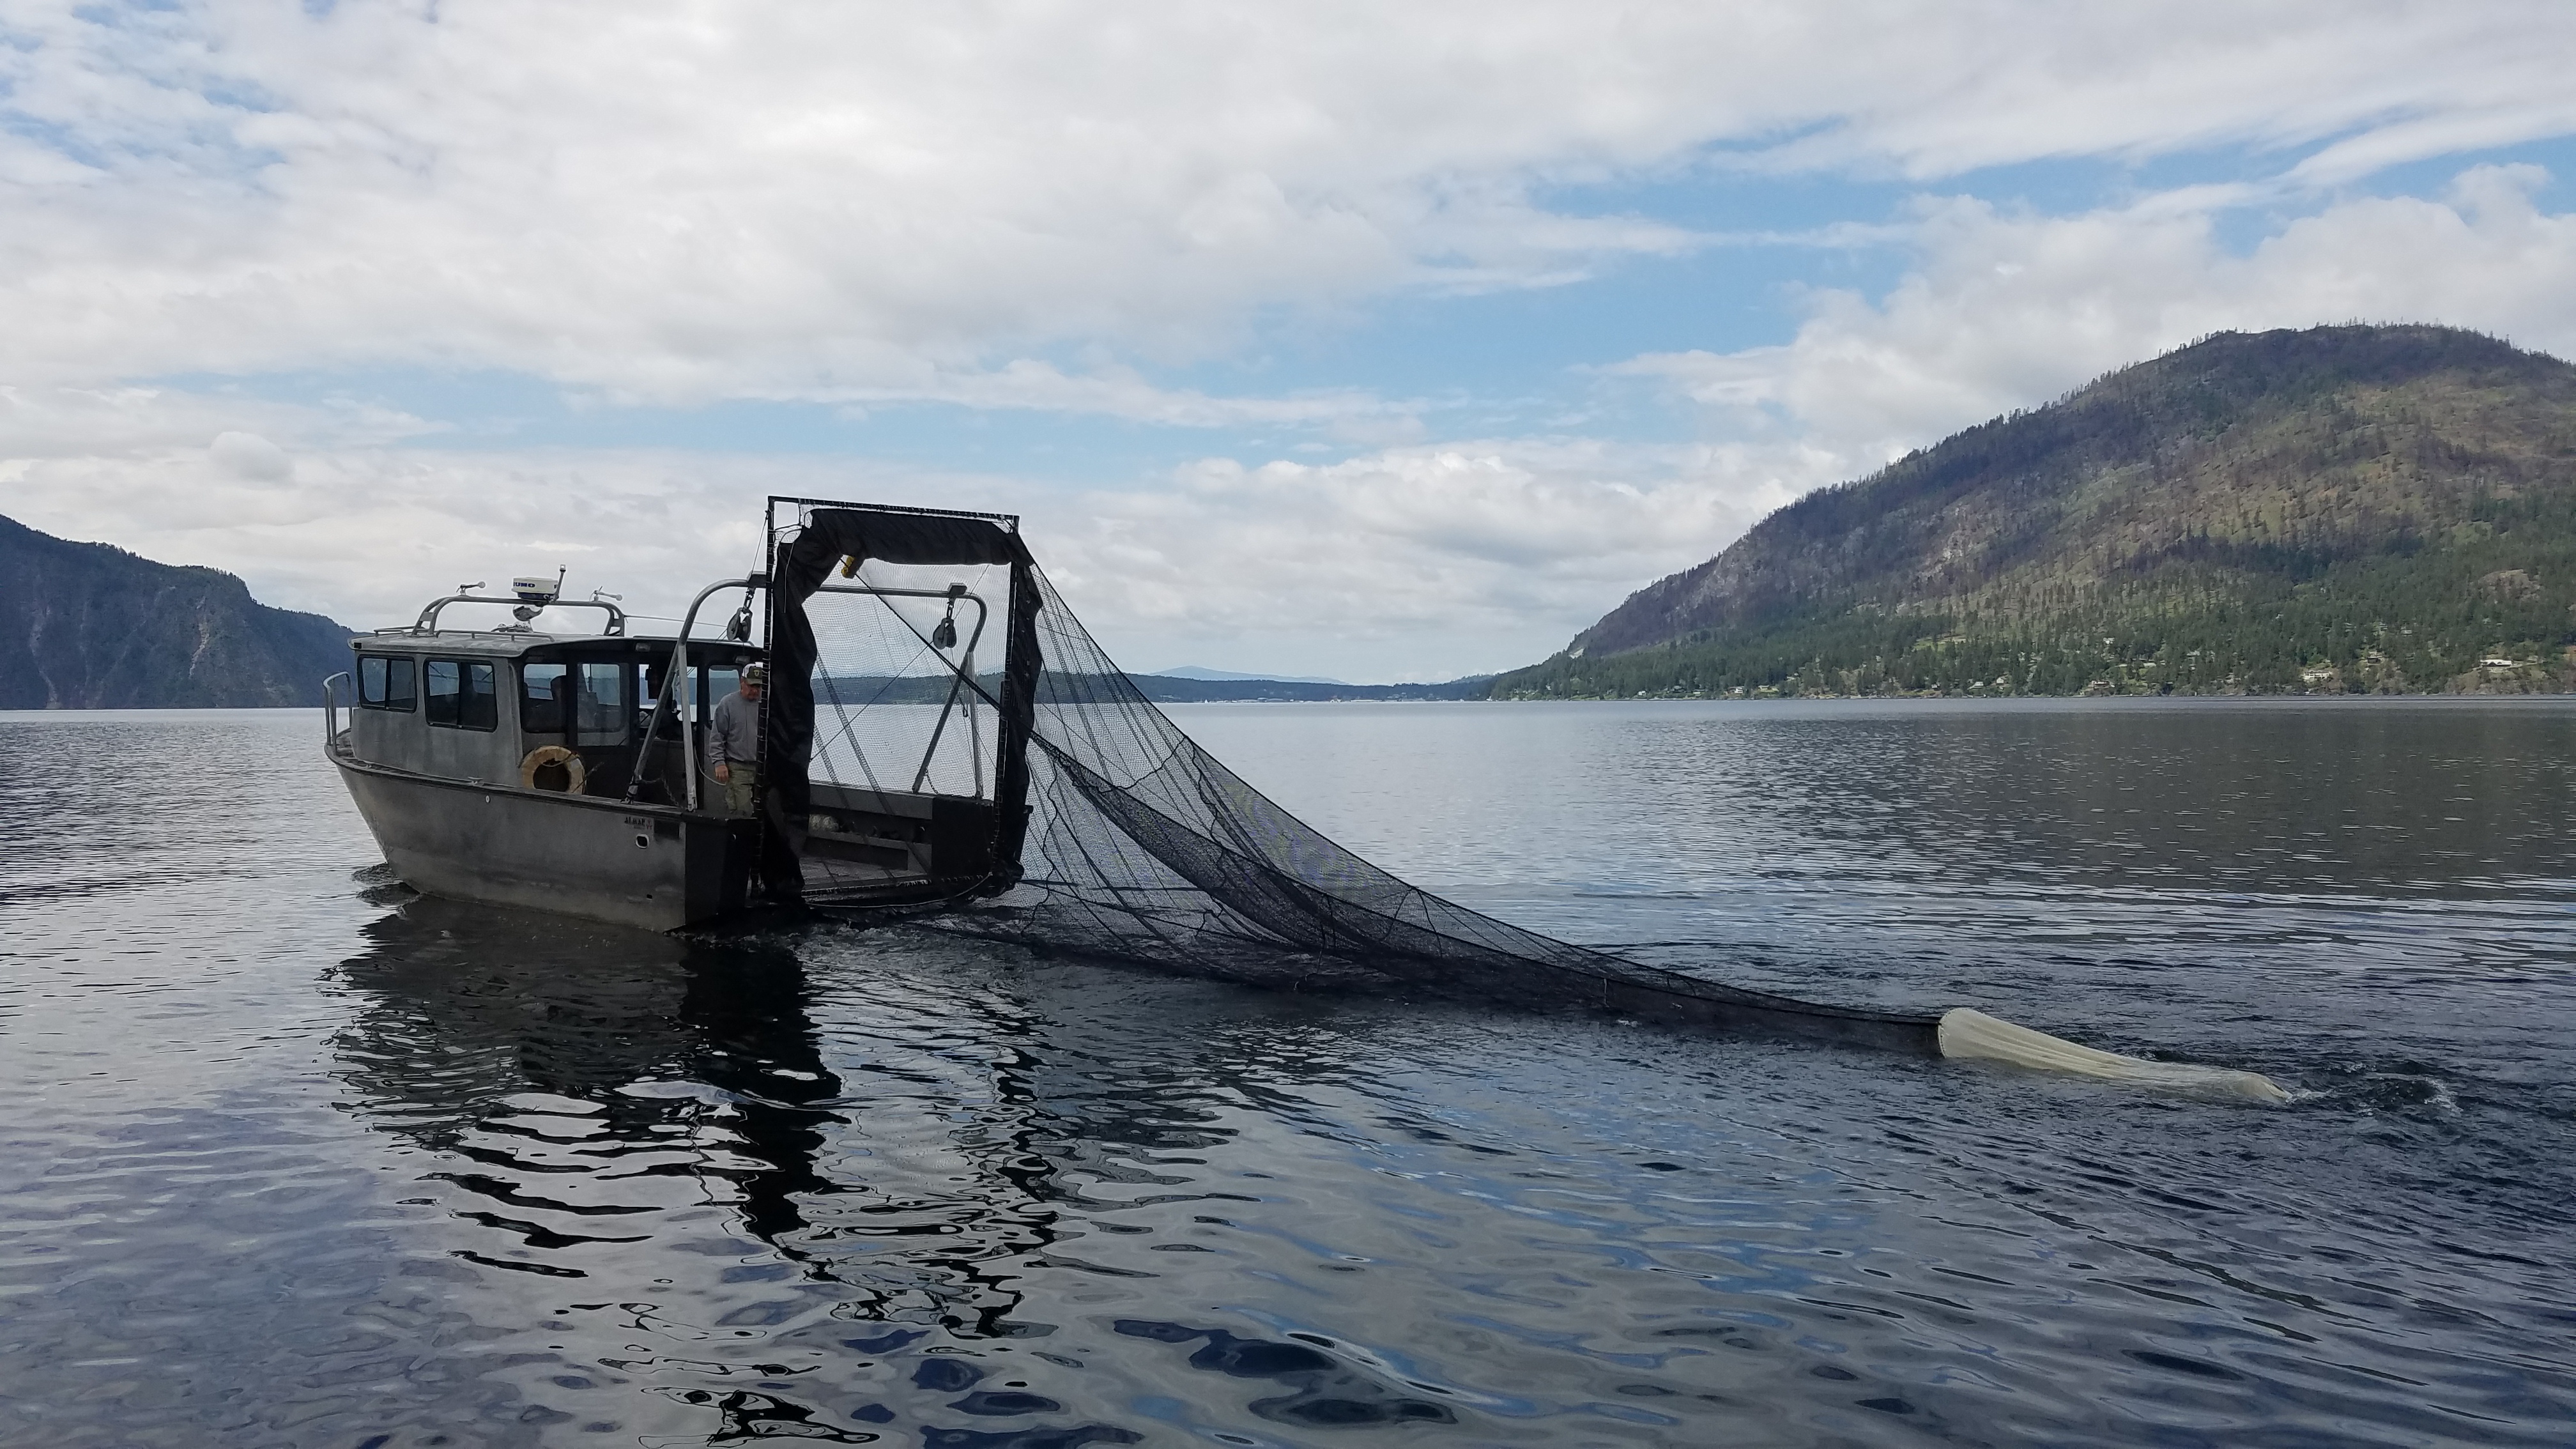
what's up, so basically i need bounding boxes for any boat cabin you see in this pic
[346,631,761,806]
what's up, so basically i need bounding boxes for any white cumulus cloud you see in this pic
[3,1,2572,396]
[1620,165,2576,474]
[1041,439,1826,679]
[208,431,294,482]
[1,410,1818,681]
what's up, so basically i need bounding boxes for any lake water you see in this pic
[2,698,2571,1447]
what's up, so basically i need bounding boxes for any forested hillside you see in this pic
[1490,325,2576,698]
[0,514,356,708]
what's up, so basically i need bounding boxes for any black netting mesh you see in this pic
[769,502,1938,1053]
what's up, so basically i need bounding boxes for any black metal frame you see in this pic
[755,497,1040,906]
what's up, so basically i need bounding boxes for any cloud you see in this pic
[209,431,293,481]
[1618,165,2576,471]
[804,360,1404,431]
[1,400,1814,682]
[1040,439,1828,678]
[4,1,2573,400]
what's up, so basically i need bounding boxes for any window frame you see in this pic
[424,657,500,732]
[573,659,631,745]
[357,654,417,712]
[519,660,572,737]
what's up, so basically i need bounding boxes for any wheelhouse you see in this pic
[347,632,764,803]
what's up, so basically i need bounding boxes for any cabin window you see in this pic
[520,662,571,735]
[641,659,673,719]
[425,659,498,730]
[634,659,693,738]
[577,661,629,743]
[358,656,416,711]
[702,664,740,721]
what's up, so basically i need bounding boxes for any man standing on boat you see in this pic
[708,664,765,816]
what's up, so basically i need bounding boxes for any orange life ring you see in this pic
[519,745,587,794]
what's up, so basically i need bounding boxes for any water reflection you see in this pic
[337,901,847,1276]
[327,898,1485,1445]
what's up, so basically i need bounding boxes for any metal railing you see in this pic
[631,575,767,810]
[410,594,629,636]
[321,672,352,756]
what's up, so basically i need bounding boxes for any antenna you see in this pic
[511,568,567,623]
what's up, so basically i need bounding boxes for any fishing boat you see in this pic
[319,496,2285,1098]
[323,499,1022,931]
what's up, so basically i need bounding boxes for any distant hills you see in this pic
[0,514,356,709]
[1490,325,2576,698]
[1128,672,1490,703]
[822,670,1491,704]
[1152,664,1350,686]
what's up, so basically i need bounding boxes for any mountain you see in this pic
[0,514,358,708]
[1128,673,1491,703]
[1491,325,2576,699]
[1151,664,1351,686]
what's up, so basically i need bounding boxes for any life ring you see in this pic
[519,746,587,794]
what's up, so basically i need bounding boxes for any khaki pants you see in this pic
[719,760,759,818]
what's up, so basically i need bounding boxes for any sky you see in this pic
[5,2,2576,682]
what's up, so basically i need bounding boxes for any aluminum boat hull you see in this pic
[334,755,755,931]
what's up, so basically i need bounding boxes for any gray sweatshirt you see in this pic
[706,689,762,770]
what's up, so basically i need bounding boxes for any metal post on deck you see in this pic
[650,577,763,813]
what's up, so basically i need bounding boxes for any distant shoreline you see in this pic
[12,693,2573,719]
[1483,686,2575,702]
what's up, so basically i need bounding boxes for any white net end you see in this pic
[1937,1008,2289,1104]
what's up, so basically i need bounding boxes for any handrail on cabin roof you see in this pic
[410,592,629,636]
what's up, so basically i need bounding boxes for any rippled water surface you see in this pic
[3,699,2572,1448]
